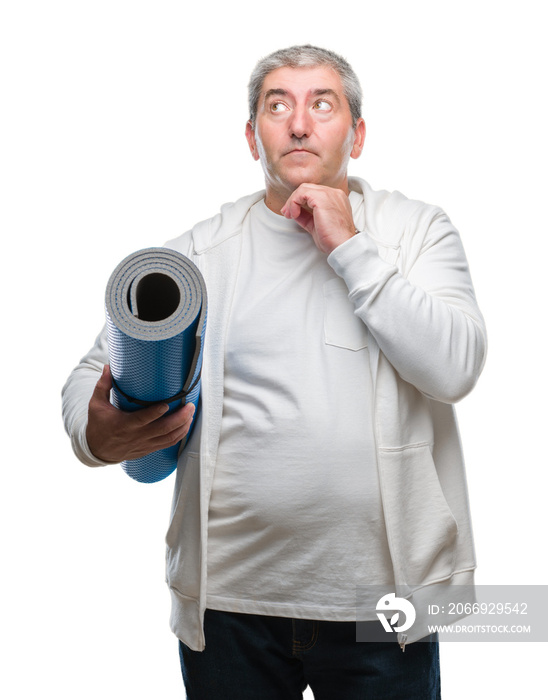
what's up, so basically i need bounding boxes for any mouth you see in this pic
[284,148,317,156]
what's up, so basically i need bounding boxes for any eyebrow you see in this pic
[312,89,340,103]
[263,87,341,104]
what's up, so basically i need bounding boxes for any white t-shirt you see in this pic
[206,193,394,620]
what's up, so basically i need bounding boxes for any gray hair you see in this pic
[248,45,363,128]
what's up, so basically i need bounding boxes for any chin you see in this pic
[283,169,324,189]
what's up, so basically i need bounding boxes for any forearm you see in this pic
[327,221,487,403]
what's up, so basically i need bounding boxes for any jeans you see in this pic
[179,609,441,699]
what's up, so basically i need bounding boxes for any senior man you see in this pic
[63,45,486,699]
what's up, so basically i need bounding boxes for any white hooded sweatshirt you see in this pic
[62,177,487,650]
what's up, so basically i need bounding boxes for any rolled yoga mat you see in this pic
[105,247,207,483]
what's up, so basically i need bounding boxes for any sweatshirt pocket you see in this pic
[378,443,459,585]
[323,278,368,351]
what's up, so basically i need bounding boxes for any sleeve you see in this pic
[61,326,113,467]
[327,209,487,403]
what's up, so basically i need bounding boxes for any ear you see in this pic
[350,118,366,160]
[245,120,260,161]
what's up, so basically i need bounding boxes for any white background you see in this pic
[1,0,546,697]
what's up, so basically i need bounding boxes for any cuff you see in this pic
[72,417,117,468]
[327,231,386,291]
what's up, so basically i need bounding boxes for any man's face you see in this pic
[246,66,365,210]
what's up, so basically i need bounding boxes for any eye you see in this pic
[313,100,332,112]
[270,101,290,113]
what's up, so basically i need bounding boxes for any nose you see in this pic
[289,105,313,140]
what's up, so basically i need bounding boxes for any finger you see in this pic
[282,196,307,219]
[153,402,196,436]
[180,402,197,424]
[147,418,196,451]
[293,208,314,233]
[92,364,113,403]
[130,402,171,427]
[124,406,197,458]
[131,400,195,434]
[282,191,318,230]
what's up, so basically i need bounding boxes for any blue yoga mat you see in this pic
[105,247,207,483]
